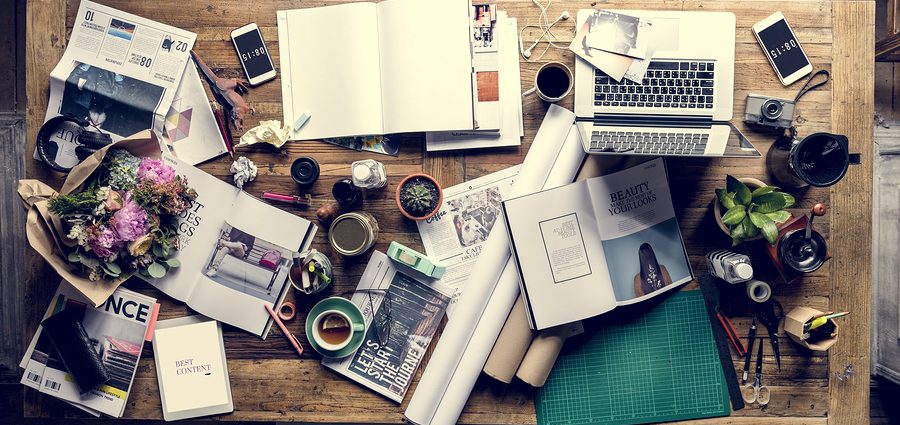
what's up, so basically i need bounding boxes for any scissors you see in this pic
[741,342,771,406]
[757,299,784,371]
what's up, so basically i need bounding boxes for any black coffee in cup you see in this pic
[536,64,572,100]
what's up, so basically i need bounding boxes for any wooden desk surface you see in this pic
[24,1,873,423]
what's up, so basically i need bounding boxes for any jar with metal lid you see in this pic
[328,211,379,256]
[351,159,387,189]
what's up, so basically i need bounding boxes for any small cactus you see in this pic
[399,176,440,218]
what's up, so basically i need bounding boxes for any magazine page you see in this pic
[502,180,617,330]
[38,0,196,169]
[586,158,693,305]
[186,192,316,337]
[159,62,228,165]
[416,165,519,316]
[40,287,157,418]
[142,154,240,302]
[323,251,452,402]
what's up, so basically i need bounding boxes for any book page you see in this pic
[186,193,315,337]
[277,4,384,139]
[154,320,229,414]
[587,158,692,304]
[502,180,616,330]
[377,0,475,134]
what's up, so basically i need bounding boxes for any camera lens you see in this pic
[762,99,783,120]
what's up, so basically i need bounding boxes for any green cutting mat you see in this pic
[536,291,731,425]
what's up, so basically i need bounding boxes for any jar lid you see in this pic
[291,157,320,186]
[735,263,754,280]
[353,163,372,181]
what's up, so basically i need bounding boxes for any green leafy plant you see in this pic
[399,177,439,217]
[716,175,794,246]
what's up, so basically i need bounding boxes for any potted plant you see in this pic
[714,175,794,246]
[396,173,443,220]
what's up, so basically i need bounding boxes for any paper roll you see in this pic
[404,105,585,425]
[746,279,771,303]
[482,295,533,383]
[515,326,569,387]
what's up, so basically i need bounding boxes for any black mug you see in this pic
[766,132,860,188]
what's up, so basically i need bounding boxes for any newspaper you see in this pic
[21,283,157,418]
[323,251,451,403]
[415,165,520,316]
[36,0,196,169]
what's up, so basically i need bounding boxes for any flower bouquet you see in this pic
[48,149,197,281]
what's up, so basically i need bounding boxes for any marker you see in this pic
[263,192,311,206]
[805,311,849,331]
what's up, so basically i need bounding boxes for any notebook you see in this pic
[152,316,233,421]
[277,0,477,140]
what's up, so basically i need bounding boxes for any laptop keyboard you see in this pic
[594,60,715,109]
[589,130,710,156]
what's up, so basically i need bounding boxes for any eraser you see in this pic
[293,111,311,131]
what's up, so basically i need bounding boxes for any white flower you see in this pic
[66,223,88,246]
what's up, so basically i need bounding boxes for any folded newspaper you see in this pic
[20,282,158,418]
[36,0,197,170]
[323,251,451,402]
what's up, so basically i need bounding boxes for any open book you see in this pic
[502,158,692,330]
[277,0,476,140]
[144,155,317,337]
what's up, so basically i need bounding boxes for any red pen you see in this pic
[265,304,303,357]
[263,192,311,206]
[211,101,234,158]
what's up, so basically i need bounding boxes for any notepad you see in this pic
[277,0,477,140]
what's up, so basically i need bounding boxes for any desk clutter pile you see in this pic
[19,0,859,423]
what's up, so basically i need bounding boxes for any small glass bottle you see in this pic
[351,159,387,189]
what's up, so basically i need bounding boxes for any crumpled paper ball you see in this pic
[230,156,257,189]
[237,120,291,148]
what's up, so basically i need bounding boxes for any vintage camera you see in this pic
[744,94,795,129]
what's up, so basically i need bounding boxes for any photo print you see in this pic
[447,185,502,247]
[583,10,652,59]
[202,224,291,304]
[472,4,497,50]
[59,62,165,137]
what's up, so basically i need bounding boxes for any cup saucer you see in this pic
[305,297,366,358]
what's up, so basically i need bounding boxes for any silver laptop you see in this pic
[575,10,759,157]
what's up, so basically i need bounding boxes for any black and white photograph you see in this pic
[202,224,290,304]
[583,10,649,59]
[472,4,497,50]
[448,185,502,247]
[59,61,165,137]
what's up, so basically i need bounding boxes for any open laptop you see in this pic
[575,10,759,157]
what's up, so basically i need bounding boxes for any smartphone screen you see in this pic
[756,19,810,79]
[234,29,274,80]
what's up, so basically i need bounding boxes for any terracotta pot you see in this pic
[712,177,766,241]
[396,173,443,221]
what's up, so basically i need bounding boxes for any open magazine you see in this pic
[20,282,158,418]
[323,251,451,402]
[502,158,692,330]
[415,165,519,316]
[36,0,196,169]
[144,154,317,337]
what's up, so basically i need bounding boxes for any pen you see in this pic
[211,101,234,158]
[742,317,757,383]
[265,304,303,357]
[263,192,311,206]
[805,311,849,331]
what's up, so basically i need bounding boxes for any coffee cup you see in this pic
[526,62,573,103]
[306,297,366,356]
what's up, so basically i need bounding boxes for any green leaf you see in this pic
[748,211,768,229]
[146,262,167,278]
[722,205,746,226]
[742,215,759,238]
[730,222,746,246]
[765,210,791,224]
[102,262,122,275]
[754,193,788,213]
[152,244,164,257]
[67,252,81,262]
[751,186,777,199]
[783,193,796,208]
[163,258,181,268]
[727,176,752,205]
[79,256,99,268]
[750,212,779,244]
[716,188,736,209]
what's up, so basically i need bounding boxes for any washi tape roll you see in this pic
[746,279,772,303]
[278,302,296,321]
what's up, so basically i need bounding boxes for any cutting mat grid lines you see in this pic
[536,292,730,425]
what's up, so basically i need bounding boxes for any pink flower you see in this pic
[111,195,149,242]
[86,225,123,259]
[137,158,176,184]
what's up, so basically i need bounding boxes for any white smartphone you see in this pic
[230,23,277,86]
[752,12,813,86]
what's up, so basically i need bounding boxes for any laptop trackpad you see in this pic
[651,18,680,51]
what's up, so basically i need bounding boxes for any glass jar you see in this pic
[351,159,387,189]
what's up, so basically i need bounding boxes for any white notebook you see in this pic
[277,0,477,140]
[153,316,233,421]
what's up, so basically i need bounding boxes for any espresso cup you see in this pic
[310,308,364,351]
[531,62,573,102]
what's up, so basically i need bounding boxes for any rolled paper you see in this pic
[405,105,585,425]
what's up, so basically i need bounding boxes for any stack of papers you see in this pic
[568,9,661,84]
[426,7,523,151]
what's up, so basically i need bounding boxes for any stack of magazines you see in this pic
[20,282,158,417]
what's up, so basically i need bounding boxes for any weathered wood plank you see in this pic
[0,116,26,381]
[828,2,875,425]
